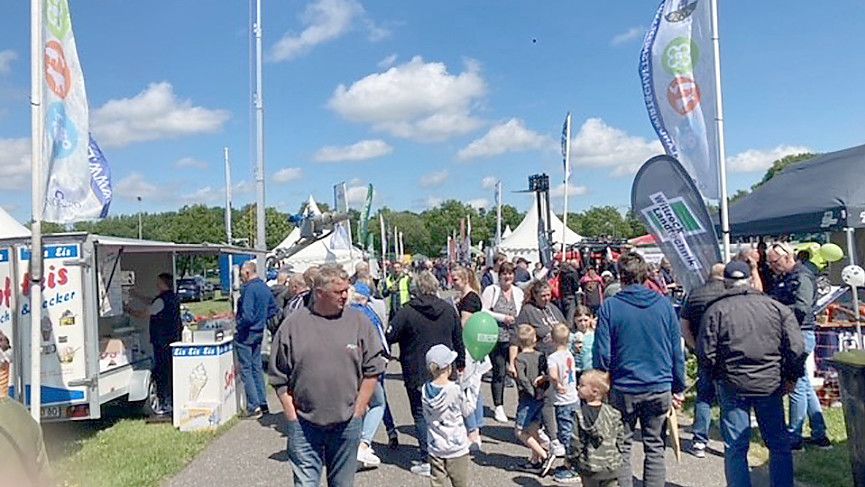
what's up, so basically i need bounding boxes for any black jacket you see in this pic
[559,265,580,299]
[698,286,806,397]
[386,294,465,389]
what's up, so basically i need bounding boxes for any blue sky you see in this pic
[1,1,863,223]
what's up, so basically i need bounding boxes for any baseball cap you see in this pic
[426,344,458,369]
[353,282,372,298]
[724,261,751,280]
[601,270,613,278]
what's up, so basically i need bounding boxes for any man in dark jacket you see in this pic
[766,242,830,450]
[698,260,806,487]
[679,262,725,458]
[559,260,581,324]
[386,271,464,477]
[236,261,278,418]
[593,252,685,487]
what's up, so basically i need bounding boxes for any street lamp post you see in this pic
[137,196,143,239]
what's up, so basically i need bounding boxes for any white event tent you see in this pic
[272,196,364,273]
[0,208,30,239]
[497,197,582,263]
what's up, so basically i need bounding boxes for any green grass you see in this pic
[184,297,232,317]
[51,416,237,487]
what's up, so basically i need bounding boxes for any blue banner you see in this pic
[88,135,112,218]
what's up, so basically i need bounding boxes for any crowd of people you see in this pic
[230,237,832,487]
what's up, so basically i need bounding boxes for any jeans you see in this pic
[361,382,386,445]
[610,389,670,487]
[788,330,827,442]
[235,334,266,411]
[555,403,577,454]
[693,364,716,445]
[489,341,509,407]
[464,391,485,433]
[405,385,428,458]
[286,417,363,487]
[562,296,578,326]
[717,382,793,487]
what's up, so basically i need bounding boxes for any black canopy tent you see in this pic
[728,144,865,236]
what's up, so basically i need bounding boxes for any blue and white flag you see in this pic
[42,0,109,222]
[561,112,571,182]
[87,136,112,218]
[640,0,720,199]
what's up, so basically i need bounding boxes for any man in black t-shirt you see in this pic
[679,263,725,458]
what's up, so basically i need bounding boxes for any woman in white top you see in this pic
[480,262,524,423]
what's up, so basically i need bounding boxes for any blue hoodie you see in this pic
[592,284,685,394]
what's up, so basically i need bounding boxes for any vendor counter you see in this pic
[171,336,239,431]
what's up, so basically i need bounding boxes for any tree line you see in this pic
[39,201,647,257]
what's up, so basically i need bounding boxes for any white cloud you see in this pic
[0,50,17,75]
[180,180,255,205]
[458,118,551,160]
[377,53,397,69]
[728,145,812,173]
[0,138,30,190]
[467,198,489,210]
[611,27,644,46]
[550,183,589,199]
[419,169,449,188]
[569,118,663,176]
[175,157,208,170]
[91,82,230,148]
[273,167,304,183]
[481,176,498,190]
[269,0,388,62]
[328,56,487,141]
[314,139,393,162]
[116,173,158,200]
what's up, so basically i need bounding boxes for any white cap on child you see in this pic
[426,344,458,369]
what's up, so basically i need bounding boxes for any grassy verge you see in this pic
[52,416,237,487]
[184,297,232,317]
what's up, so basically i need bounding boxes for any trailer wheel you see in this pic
[130,375,160,416]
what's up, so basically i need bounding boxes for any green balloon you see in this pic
[820,243,844,263]
[463,311,499,361]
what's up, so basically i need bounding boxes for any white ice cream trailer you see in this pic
[0,233,252,421]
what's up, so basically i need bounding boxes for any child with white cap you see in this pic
[422,344,473,487]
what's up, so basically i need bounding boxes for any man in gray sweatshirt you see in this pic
[269,265,385,487]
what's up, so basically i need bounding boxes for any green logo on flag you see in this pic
[642,193,706,242]
[662,37,699,76]
[45,0,71,40]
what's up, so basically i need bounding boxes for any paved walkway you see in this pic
[166,365,794,487]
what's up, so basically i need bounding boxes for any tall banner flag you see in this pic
[631,154,722,293]
[87,135,112,218]
[561,112,571,182]
[640,0,720,199]
[331,182,352,251]
[357,184,374,244]
[42,0,109,222]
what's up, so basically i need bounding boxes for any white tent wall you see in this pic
[498,198,582,263]
[0,208,30,239]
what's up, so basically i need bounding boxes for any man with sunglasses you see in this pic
[766,242,831,450]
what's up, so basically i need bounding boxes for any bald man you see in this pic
[236,261,279,418]
[679,262,726,458]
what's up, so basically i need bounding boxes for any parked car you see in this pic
[177,276,215,302]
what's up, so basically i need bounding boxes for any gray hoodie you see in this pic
[422,381,472,459]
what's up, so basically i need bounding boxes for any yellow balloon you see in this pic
[820,243,844,263]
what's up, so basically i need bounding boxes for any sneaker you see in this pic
[388,431,399,449]
[805,436,832,449]
[518,460,542,473]
[505,377,516,388]
[494,405,509,423]
[551,439,566,458]
[540,453,557,477]
[791,439,804,451]
[553,468,582,484]
[469,440,482,453]
[260,405,270,415]
[689,441,706,458]
[244,408,263,420]
[410,462,431,477]
[357,444,381,468]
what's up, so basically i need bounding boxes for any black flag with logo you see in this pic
[631,155,722,294]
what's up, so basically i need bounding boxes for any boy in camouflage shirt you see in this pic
[565,370,624,486]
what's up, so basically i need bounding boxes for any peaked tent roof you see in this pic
[0,208,30,239]
[502,225,513,239]
[728,144,865,236]
[498,197,581,262]
[272,195,363,273]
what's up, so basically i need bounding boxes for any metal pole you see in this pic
[253,0,267,274]
[710,0,731,261]
[224,147,234,299]
[137,196,142,239]
[562,113,572,254]
[846,227,862,348]
[29,0,44,422]
[495,180,502,247]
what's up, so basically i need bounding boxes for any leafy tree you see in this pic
[755,152,815,188]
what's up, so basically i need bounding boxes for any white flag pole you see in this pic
[562,113,572,254]
[710,0,731,261]
[495,180,502,247]
[29,0,45,422]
